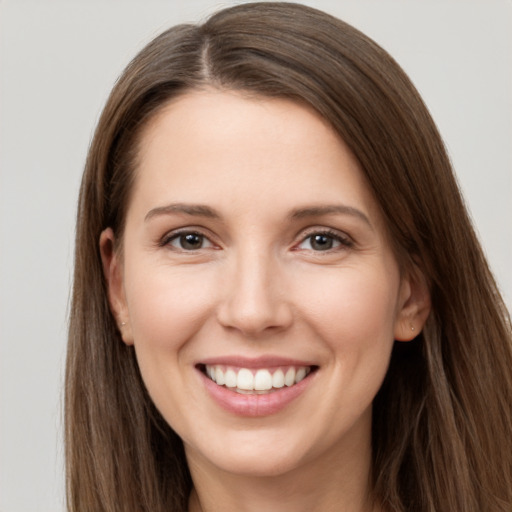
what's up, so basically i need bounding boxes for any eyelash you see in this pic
[295,229,353,252]
[159,228,353,253]
[160,230,215,251]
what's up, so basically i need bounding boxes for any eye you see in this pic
[165,231,214,251]
[297,231,352,251]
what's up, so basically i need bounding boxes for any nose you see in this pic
[216,249,293,338]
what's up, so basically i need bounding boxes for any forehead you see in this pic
[138,89,343,166]
[129,89,383,228]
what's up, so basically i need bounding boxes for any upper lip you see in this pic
[197,355,318,369]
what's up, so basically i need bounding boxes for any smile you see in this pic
[204,365,313,394]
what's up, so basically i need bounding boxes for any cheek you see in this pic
[122,262,220,432]
[124,261,219,356]
[297,264,400,355]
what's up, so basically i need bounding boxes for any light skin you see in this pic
[100,90,430,512]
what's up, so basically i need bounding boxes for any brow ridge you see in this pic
[145,203,221,222]
[289,205,371,227]
[145,202,371,227]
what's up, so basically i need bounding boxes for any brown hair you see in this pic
[66,3,512,511]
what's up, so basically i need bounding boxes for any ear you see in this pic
[99,228,134,345]
[394,264,431,342]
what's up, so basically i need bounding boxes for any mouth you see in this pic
[197,364,318,395]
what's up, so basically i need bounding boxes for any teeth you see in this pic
[215,366,225,386]
[285,368,295,387]
[254,369,272,391]
[204,364,312,393]
[272,369,285,388]
[237,369,254,390]
[295,367,307,383]
[224,368,237,388]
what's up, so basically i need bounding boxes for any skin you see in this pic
[100,90,430,512]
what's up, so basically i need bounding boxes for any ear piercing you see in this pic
[411,325,415,332]
[121,321,126,326]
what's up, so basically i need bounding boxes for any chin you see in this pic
[184,424,328,479]
[202,450,306,479]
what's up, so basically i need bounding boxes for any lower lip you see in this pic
[199,370,314,417]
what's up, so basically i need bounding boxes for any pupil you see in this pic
[181,233,202,249]
[312,234,332,250]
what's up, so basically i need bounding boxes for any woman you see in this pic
[65,3,512,511]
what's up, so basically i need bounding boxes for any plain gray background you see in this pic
[1,1,510,510]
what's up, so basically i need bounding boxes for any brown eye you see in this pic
[297,231,352,252]
[309,234,335,251]
[167,232,213,250]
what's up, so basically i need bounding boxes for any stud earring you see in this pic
[411,325,415,332]
[120,321,126,326]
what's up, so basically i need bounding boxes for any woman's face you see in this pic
[102,90,424,479]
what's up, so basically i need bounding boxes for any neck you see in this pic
[186,423,378,512]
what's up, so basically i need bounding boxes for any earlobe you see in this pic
[394,266,431,342]
[99,228,134,345]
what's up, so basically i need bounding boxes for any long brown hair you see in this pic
[66,3,512,511]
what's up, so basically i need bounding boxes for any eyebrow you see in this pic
[144,202,372,228]
[289,205,372,227]
[145,203,221,222]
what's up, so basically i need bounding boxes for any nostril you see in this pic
[217,301,294,337]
